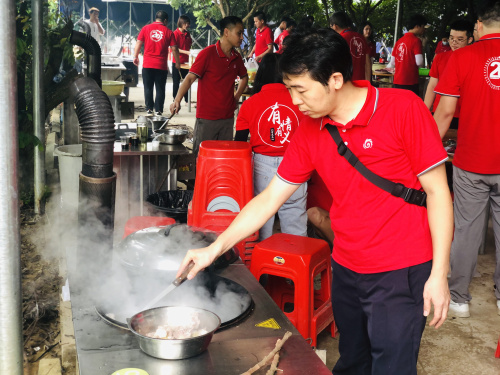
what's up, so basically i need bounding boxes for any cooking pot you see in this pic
[128,306,220,359]
[154,128,189,145]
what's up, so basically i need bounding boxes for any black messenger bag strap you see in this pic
[326,124,427,207]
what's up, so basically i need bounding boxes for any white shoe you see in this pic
[497,300,500,316]
[449,300,470,318]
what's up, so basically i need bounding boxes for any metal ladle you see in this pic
[157,112,176,131]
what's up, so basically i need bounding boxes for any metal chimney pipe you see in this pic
[0,0,23,373]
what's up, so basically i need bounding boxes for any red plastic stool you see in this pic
[250,233,336,347]
[123,216,176,238]
[189,141,253,228]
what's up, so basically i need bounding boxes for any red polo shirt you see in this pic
[435,41,451,55]
[255,26,273,56]
[435,33,500,174]
[367,40,376,58]
[138,22,177,70]
[340,30,369,81]
[189,40,247,120]
[429,51,460,117]
[235,83,303,156]
[277,81,448,273]
[172,29,192,64]
[274,30,289,54]
[392,32,423,85]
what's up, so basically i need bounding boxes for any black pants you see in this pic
[142,67,168,112]
[331,259,431,375]
[394,83,419,97]
[172,64,190,102]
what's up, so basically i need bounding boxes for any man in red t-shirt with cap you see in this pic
[176,28,452,374]
[133,11,180,115]
[330,11,371,81]
[387,14,427,95]
[247,11,273,63]
[434,0,500,319]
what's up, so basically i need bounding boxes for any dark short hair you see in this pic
[253,54,283,95]
[156,10,168,22]
[280,16,291,28]
[407,14,428,30]
[177,15,191,28]
[478,0,500,26]
[220,16,243,34]
[253,11,266,22]
[287,20,297,30]
[89,7,99,14]
[280,28,352,85]
[449,19,474,39]
[329,11,353,29]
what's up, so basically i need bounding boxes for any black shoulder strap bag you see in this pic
[325,124,427,207]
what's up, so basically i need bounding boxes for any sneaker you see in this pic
[497,300,500,316]
[449,300,470,318]
[156,111,162,116]
[146,109,153,115]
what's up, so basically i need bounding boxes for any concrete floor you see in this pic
[124,80,500,374]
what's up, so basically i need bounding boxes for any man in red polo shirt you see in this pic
[176,28,453,374]
[170,16,248,155]
[330,11,371,81]
[274,17,295,54]
[247,11,273,63]
[133,11,180,115]
[433,0,500,318]
[172,15,193,104]
[424,20,474,129]
[387,14,427,95]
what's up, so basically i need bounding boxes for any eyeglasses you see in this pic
[448,36,466,43]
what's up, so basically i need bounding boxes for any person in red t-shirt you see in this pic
[176,28,452,374]
[170,16,248,155]
[434,0,500,318]
[133,11,180,115]
[330,11,371,81]
[171,15,193,104]
[424,20,474,130]
[234,53,307,240]
[274,17,295,54]
[361,21,377,60]
[386,14,427,95]
[434,37,452,55]
[247,11,273,62]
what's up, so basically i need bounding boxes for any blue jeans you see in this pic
[253,153,307,240]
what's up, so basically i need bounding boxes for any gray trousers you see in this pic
[192,117,234,156]
[253,153,307,240]
[449,166,500,303]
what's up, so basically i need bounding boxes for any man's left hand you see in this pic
[423,273,450,329]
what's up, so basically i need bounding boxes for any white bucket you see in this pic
[54,144,82,213]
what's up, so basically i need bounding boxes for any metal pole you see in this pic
[0,0,23,372]
[106,2,109,53]
[129,2,131,37]
[393,0,402,46]
[34,0,45,214]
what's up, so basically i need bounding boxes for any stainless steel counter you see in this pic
[69,262,332,374]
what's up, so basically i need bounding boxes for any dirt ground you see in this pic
[21,207,61,375]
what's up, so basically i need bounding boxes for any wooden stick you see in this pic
[240,331,292,375]
[265,353,280,375]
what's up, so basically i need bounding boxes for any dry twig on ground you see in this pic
[241,331,292,375]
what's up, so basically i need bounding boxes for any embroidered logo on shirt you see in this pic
[150,30,164,42]
[350,37,364,59]
[484,56,500,91]
[258,102,299,148]
[363,139,373,149]
[396,43,407,62]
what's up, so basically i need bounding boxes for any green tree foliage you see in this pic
[16,0,77,194]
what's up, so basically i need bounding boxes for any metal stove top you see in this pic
[68,261,331,374]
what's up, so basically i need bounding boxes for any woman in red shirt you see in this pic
[234,53,307,240]
[172,15,193,103]
[361,21,377,60]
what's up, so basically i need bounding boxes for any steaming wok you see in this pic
[96,224,253,330]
